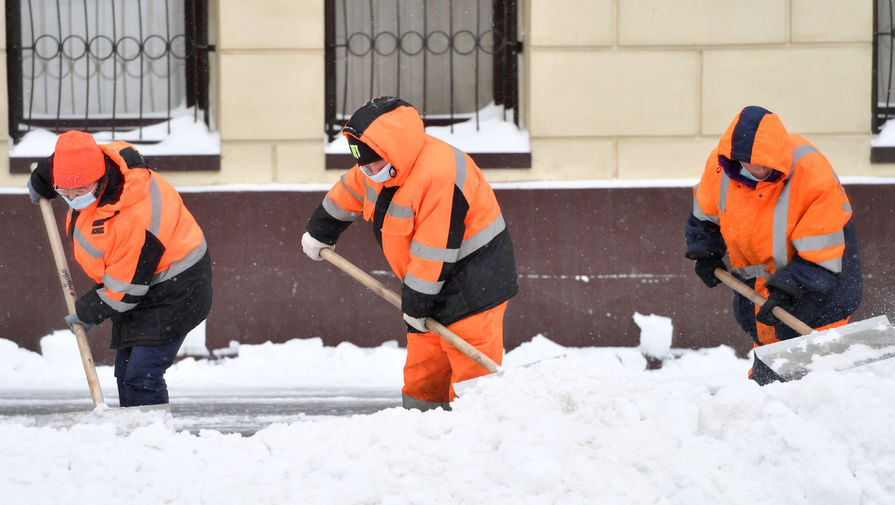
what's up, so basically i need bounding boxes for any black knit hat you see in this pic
[346,136,381,165]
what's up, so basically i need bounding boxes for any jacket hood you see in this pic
[94,144,148,214]
[716,106,793,180]
[341,97,425,184]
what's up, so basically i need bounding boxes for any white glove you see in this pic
[301,232,331,261]
[403,313,429,332]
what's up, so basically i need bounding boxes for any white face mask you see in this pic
[361,162,396,183]
[61,192,97,210]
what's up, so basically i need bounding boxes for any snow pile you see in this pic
[1,332,894,504]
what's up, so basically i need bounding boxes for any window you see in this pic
[324,0,528,169]
[6,0,216,172]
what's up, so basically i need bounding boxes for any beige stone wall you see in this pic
[521,0,885,181]
[0,13,9,186]
[0,0,887,188]
[214,0,330,185]
[144,0,332,187]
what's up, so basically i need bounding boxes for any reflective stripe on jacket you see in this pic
[685,106,861,345]
[308,101,518,325]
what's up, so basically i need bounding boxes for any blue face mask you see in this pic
[739,167,760,182]
[61,192,97,210]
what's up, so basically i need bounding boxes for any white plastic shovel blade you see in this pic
[753,315,895,381]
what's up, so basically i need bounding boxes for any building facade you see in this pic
[4,1,893,362]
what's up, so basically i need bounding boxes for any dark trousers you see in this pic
[114,336,185,407]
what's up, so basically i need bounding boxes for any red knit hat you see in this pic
[53,131,105,188]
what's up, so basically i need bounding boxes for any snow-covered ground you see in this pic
[1,313,894,505]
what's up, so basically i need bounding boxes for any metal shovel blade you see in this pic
[753,315,895,381]
[29,403,175,433]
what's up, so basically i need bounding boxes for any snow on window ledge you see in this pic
[325,102,530,156]
[9,112,220,159]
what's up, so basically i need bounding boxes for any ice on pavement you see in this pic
[1,325,894,505]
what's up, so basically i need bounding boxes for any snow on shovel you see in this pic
[715,268,895,382]
[33,189,173,431]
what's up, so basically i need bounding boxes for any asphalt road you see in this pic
[0,388,403,436]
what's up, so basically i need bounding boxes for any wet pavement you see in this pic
[0,388,403,436]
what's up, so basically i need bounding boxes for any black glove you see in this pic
[755,288,795,326]
[693,256,727,288]
[64,313,96,334]
[28,157,56,204]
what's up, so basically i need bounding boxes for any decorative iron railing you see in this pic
[324,0,521,143]
[5,0,213,145]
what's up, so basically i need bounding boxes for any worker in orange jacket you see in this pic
[27,131,212,407]
[302,97,518,411]
[685,106,862,384]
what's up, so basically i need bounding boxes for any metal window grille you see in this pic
[324,0,521,143]
[6,0,213,145]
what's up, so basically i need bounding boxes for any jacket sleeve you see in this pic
[685,159,726,260]
[75,217,166,324]
[306,169,365,244]
[769,173,854,298]
[685,213,725,260]
[767,256,840,299]
[400,173,468,319]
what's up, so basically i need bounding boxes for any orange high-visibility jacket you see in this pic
[686,106,861,344]
[65,142,208,340]
[308,98,518,325]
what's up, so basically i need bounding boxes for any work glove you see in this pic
[27,158,56,204]
[64,313,96,334]
[301,231,332,261]
[403,313,428,333]
[693,255,727,288]
[755,288,795,326]
[27,178,43,205]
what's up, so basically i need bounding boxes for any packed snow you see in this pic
[1,313,894,505]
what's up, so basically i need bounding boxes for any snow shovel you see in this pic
[714,268,895,381]
[37,195,105,406]
[319,248,499,373]
[33,192,175,431]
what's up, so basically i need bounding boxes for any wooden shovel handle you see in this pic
[714,268,813,335]
[38,197,105,406]
[319,248,499,373]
